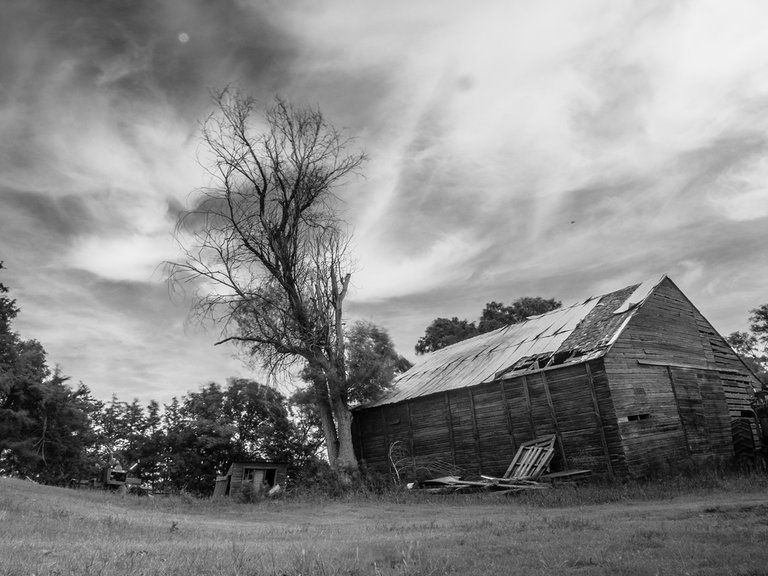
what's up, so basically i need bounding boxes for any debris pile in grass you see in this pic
[404,435,592,494]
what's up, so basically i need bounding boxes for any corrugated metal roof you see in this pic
[364,275,666,407]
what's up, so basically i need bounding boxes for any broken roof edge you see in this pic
[612,273,667,315]
[598,273,668,356]
[356,351,606,410]
[489,348,606,383]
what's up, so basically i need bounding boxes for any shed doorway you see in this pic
[243,466,277,487]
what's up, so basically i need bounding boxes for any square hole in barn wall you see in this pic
[618,413,651,423]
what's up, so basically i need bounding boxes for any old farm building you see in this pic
[352,275,762,479]
[212,460,288,498]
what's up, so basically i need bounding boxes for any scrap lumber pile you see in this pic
[411,475,550,494]
[407,435,584,494]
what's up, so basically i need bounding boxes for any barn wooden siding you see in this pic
[353,359,627,478]
[602,277,753,476]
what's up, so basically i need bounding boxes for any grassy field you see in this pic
[2,475,768,576]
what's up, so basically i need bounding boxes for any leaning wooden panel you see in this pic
[502,435,557,480]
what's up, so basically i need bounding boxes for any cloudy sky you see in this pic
[2,0,767,404]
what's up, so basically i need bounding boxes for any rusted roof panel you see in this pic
[364,275,666,407]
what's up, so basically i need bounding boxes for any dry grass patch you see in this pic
[2,475,768,575]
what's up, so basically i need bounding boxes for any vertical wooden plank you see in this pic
[405,401,415,453]
[667,366,692,457]
[355,412,365,461]
[444,392,457,465]
[468,388,483,474]
[541,371,568,465]
[379,406,390,462]
[521,375,537,438]
[500,379,517,453]
[584,362,614,477]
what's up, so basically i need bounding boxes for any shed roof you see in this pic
[364,275,667,407]
[225,460,288,476]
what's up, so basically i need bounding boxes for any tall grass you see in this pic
[2,472,768,575]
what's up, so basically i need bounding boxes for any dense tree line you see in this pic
[0,262,101,484]
[86,379,322,494]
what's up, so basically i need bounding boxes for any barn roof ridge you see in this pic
[362,274,668,408]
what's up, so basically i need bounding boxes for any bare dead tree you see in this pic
[168,88,366,472]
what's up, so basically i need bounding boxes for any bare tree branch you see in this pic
[167,88,365,471]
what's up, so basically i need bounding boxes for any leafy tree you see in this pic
[224,378,295,461]
[728,331,767,383]
[415,317,478,355]
[19,374,99,483]
[156,379,304,495]
[478,297,561,332]
[0,262,18,336]
[727,303,768,386]
[169,88,366,473]
[135,399,167,487]
[416,296,561,355]
[162,382,234,494]
[0,264,97,483]
[749,304,768,342]
[91,396,168,484]
[286,387,326,469]
[345,320,411,405]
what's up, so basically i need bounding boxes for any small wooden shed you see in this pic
[352,275,762,479]
[213,460,288,497]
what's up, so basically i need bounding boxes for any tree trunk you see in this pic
[315,391,339,467]
[331,395,357,473]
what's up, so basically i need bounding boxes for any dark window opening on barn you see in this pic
[618,413,651,423]
[628,413,651,422]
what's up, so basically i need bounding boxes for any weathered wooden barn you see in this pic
[212,460,288,497]
[352,276,762,479]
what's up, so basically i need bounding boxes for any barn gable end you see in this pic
[603,276,759,476]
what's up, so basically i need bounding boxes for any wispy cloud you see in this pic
[1,0,767,399]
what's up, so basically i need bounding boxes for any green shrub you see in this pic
[237,481,266,503]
